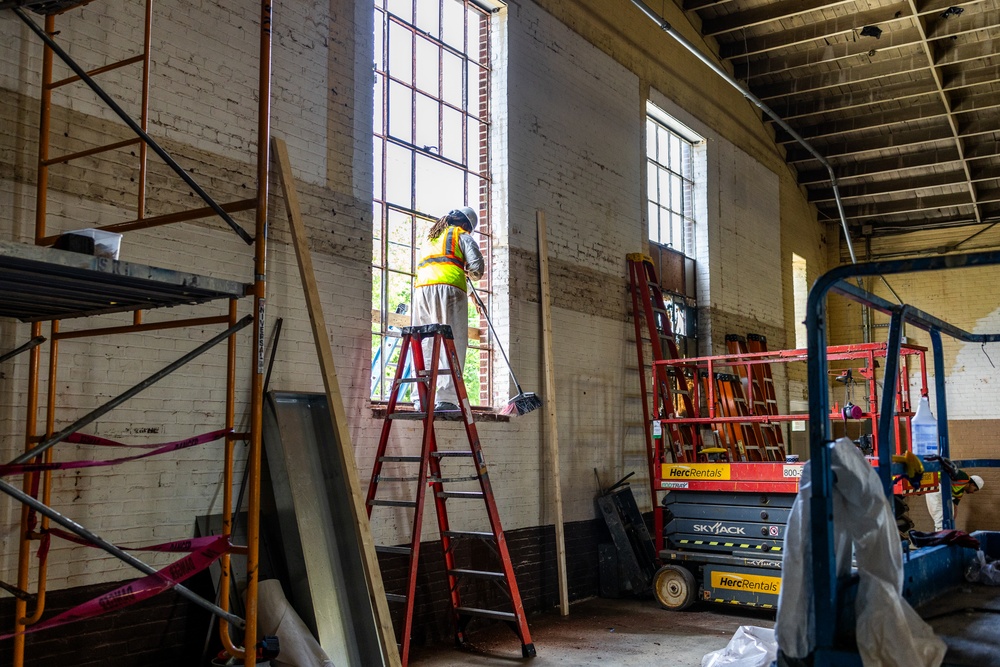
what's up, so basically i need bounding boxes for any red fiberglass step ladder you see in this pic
[627,254,698,465]
[365,323,534,666]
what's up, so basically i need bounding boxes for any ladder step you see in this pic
[449,568,506,580]
[456,606,517,622]
[442,530,495,540]
[394,377,429,384]
[428,474,480,483]
[437,490,484,499]
[386,593,407,604]
[432,451,474,458]
[376,545,412,556]
[379,455,422,463]
[377,475,420,482]
[368,499,417,508]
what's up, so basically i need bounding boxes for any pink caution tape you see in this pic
[0,429,231,477]
[44,529,227,553]
[0,535,230,640]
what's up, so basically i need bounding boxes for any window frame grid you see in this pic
[372,0,493,406]
[646,117,696,258]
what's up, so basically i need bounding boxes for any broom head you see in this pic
[500,391,542,417]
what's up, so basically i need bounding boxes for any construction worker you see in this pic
[412,207,484,412]
[925,470,984,531]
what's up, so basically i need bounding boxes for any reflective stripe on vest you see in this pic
[415,227,467,290]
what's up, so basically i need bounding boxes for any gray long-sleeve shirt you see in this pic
[460,233,484,281]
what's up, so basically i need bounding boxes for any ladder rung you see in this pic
[368,499,417,508]
[428,474,480,483]
[376,545,412,556]
[379,455,422,463]
[456,606,517,622]
[378,475,420,482]
[394,377,429,384]
[437,490,484,499]
[449,568,506,580]
[432,451,474,458]
[386,593,407,603]
[442,530,495,540]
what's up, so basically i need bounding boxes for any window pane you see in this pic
[388,80,413,142]
[374,10,386,72]
[441,0,464,50]
[386,0,412,20]
[387,209,413,272]
[414,92,440,152]
[415,153,464,213]
[441,105,463,162]
[384,142,412,206]
[671,174,683,216]
[657,126,669,165]
[414,0,440,38]
[415,36,439,95]
[373,73,385,134]
[387,271,413,324]
[373,201,384,266]
[468,7,486,65]
[669,134,682,171]
[373,136,384,199]
[441,51,463,108]
[648,201,659,243]
[646,119,656,158]
[388,21,413,85]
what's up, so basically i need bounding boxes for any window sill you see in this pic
[370,403,510,423]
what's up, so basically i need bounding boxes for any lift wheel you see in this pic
[653,564,697,611]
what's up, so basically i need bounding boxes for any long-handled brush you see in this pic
[468,284,542,416]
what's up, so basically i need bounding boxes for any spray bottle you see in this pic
[911,395,939,457]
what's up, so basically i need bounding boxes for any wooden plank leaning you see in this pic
[273,137,402,667]
[537,209,569,616]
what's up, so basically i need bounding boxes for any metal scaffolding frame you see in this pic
[1,2,272,665]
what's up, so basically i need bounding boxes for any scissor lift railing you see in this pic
[801,251,1000,666]
[2,2,272,666]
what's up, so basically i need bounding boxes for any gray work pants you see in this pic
[412,284,468,407]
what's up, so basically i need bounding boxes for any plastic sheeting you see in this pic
[775,438,947,667]
[257,579,336,667]
[702,626,777,667]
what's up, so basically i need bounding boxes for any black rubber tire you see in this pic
[653,564,698,611]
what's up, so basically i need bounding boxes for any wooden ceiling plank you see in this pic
[683,0,732,11]
[808,170,969,203]
[703,0,855,37]
[821,191,975,220]
[719,2,912,60]
[770,84,940,122]
[937,40,1000,68]
[925,6,998,40]
[784,125,955,163]
[735,27,923,80]
[797,147,964,185]
[755,54,932,101]
[720,0,984,60]
[776,101,949,144]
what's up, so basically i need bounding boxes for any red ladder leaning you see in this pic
[366,323,534,666]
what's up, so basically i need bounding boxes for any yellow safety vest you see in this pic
[415,226,468,291]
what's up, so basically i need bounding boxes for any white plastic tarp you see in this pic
[774,438,946,667]
[701,625,777,667]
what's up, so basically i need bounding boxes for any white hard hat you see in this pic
[971,475,985,491]
[451,206,478,230]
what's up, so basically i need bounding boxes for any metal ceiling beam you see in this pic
[755,54,931,101]
[719,0,984,60]
[703,0,854,37]
[735,27,923,81]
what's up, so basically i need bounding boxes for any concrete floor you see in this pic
[409,597,775,666]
